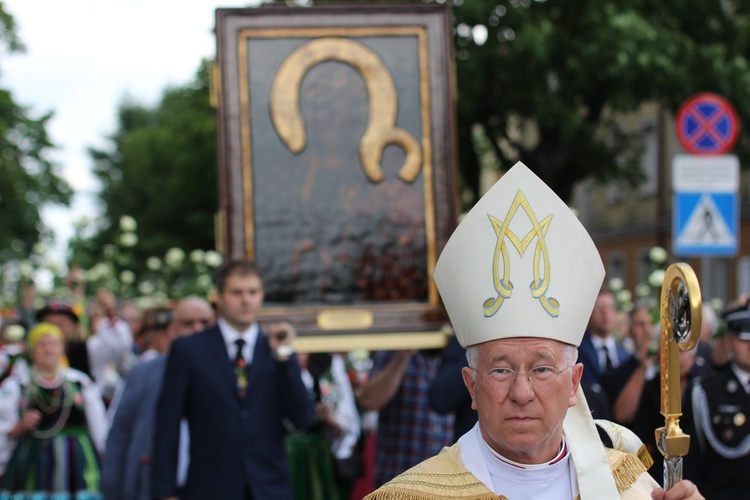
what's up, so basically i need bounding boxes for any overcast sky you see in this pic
[2,0,255,274]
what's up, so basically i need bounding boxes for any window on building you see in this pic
[637,117,659,197]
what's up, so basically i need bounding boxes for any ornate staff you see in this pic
[655,263,702,490]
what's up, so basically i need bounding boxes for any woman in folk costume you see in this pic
[1,322,107,499]
[366,163,702,499]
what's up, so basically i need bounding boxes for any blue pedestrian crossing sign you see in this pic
[673,155,739,257]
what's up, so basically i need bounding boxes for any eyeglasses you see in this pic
[472,364,572,386]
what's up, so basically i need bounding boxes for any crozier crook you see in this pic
[656,263,701,490]
[270,37,422,183]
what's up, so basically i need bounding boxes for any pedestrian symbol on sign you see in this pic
[675,194,735,248]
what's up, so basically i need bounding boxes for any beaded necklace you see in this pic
[33,368,62,389]
[26,368,74,440]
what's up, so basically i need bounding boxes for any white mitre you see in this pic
[433,161,604,348]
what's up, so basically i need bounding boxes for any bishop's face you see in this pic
[462,337,583,465]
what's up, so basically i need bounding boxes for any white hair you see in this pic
[466,345,478,369]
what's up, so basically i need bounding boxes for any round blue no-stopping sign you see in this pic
[675,93,740,155]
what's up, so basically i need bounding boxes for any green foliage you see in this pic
[452,0,750,202]
[71,59,218,274]
[0,1,24,55]
[0,3,71,263]
[67,215,223,302]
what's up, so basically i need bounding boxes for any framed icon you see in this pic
[215,4,458,351]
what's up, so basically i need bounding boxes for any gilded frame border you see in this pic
[215,6,458,351]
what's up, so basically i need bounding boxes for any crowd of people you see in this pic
[0,161,746,499]
[577,286,750,494]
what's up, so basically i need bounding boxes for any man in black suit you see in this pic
[577,287,632,419]
[152,260,314,500]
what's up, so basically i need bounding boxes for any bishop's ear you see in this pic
[462,366,478,410]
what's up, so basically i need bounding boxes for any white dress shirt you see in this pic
[217,318,259,364]
[589,334,620,371]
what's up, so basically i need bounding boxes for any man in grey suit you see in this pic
[101,296,214,500]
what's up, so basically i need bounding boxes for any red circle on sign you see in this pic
[675,93,740,155]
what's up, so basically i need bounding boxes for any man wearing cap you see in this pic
[681,298,750,497]
[136,306,176,362]
[365,163,702,499]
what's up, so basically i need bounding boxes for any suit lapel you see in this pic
[581,333,602,380]
[205,326,239,395]
[246,332,270,391]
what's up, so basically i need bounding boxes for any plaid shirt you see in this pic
[371,351,454,486]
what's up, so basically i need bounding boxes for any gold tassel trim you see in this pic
[608,449,648,493]
[365,489,505,500]
[637,444,654,470]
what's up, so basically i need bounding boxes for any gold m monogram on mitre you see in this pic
[484,190,559,318]
[270,37,422,183]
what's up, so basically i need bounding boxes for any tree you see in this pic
[452,0,750,202]
[0,3,71,261]
[70,59,218,276]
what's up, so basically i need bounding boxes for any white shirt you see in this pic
[88,317,133,396]
[459,424,576,499]
[589,334,620,371]
[217,318,259,364]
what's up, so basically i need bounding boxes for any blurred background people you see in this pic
[0,321,27,483]
[37,297,133,407]
[102,296,214,500]
[428,334,477,443]
[1,322,107,498]
[287,351,362,500]
[577,287,632,420]
[119,300,145,352]
[88,289,134,405]
[36,301,92,378]
[136,307,174,362]
[602,301,659,424]
[356,349,453,488]
[699,303,730,372]
[682,299,750,496]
